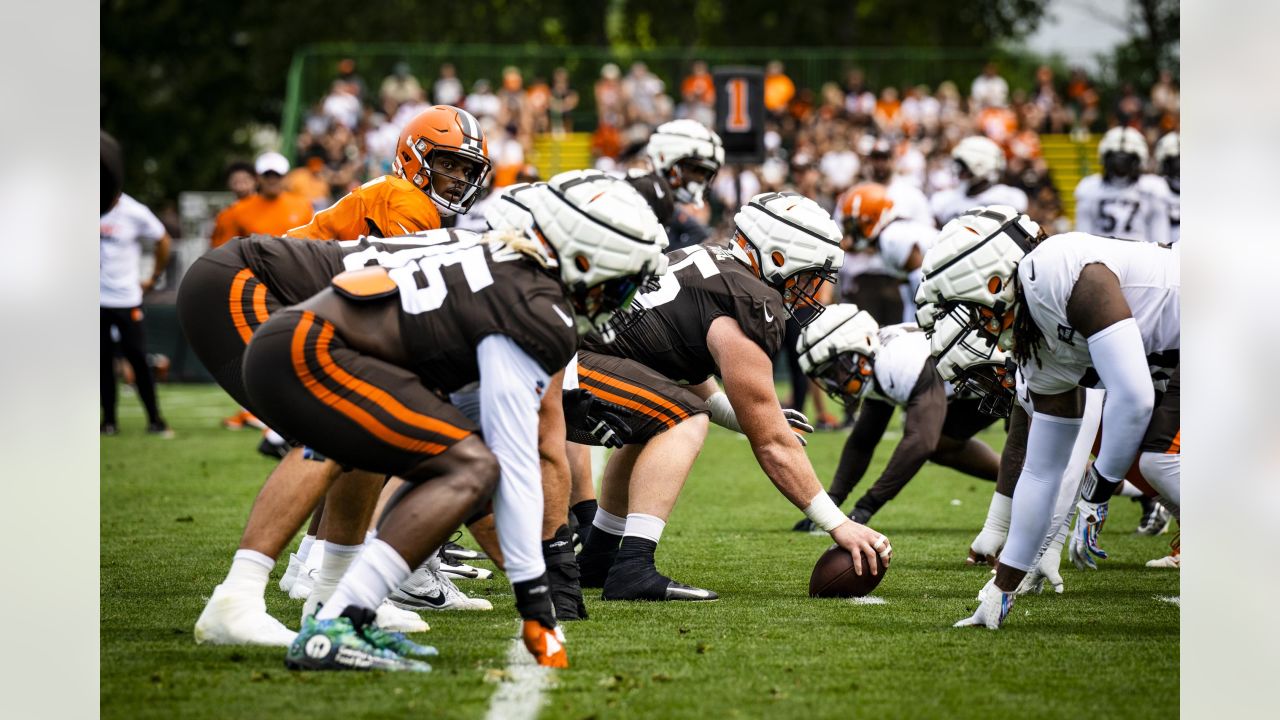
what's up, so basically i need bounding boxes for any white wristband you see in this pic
[803,491,847,533]
[706,391,742,433]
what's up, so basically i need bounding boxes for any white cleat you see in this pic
[278,552,306,594]
[439,559,494,581]
[288,566,316,600]
[375,600,430,633]
[194,585,297,646]
[389,564,494,611]
[954,579,1015,630]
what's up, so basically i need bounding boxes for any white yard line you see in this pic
[848,596,887,605]
[1156,595,1180,606]
[484,637,552,720]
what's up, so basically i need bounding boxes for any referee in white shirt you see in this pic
[100,131,172,436]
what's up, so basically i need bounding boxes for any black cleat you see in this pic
[602,559,718,602]
[576,545,618,588]
[146,420,174,438]
[258,436,289,459]
[101,422,119,436]
[441,540,488,563]
[792,516,815,532]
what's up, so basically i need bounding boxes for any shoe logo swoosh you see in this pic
[399,588,448,606]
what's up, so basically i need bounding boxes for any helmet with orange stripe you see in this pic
[796,304,881,407]
[392,105,492,217]
[518,170,667,336]
[731,191,844,327]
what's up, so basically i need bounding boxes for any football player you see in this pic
[836,182,937,324]
[574,192,892,602]
[789,305,1001,529]
[238,173,663,671]
[915,206,1179,629]
[929,136,1027,227]
[863,136,933,228]
[627,119,725,251]
[1151,131,1180,244]
[286,105,491,240]
[1073,127,1168,244]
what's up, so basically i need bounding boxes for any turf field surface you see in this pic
[102,385,1179,719]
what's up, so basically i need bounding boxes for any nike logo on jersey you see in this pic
[553,305,575,327]
[1026,261,1036,281]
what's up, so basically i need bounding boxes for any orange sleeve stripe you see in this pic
[251,282,269,325]
[290,312,449,455]
[579,378,678,430]
[578,366,691,422]
[228,268,255,344]
[312,320,471,441]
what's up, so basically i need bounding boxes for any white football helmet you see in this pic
[918,205,1042,348]
[1154,131,1179,165]
[952,136,1006,186]
[521,170,667,335]
[732,191,844,326]
[1098,126,1149,164]
[929,307,1016,415]
[646,119,725,208]
[796,304,881,405]
[483,183,537,233]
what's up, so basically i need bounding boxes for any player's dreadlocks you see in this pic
[1010,279,1043,368]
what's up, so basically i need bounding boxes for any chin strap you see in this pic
[727,233,762,279]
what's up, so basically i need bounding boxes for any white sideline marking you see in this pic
[1156,595,1180,606]
[848,596,886,605]
[484,638,552,720]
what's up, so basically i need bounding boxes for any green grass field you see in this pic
[102,384,1179,719]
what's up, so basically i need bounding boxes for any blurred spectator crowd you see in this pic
[276,56,1179,235]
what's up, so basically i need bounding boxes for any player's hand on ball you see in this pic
[830,520,891,577]
[1069,498,1109,570]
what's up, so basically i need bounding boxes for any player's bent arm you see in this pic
[144,233,173,292]
[1066,264,1154,483]
[995,404,1031,496]
[477,334,551,584]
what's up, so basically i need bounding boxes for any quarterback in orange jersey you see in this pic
[287,105,491,240]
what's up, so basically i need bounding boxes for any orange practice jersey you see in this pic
[209,192,315,248]
[285,175,441,241]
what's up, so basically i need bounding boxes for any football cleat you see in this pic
[602,560,719,602]
[576,545,619,588]
[285,610,431,672]
[543,525,588,620]
[1135,497,1172,536]
[954,579,1015,630]
[147,420,175,439]
[1146,534,1180,569]
[521,620,569,668]
[441,539,488,562]
[257,435,289,460]
[374,600,431,633]
[194,585,297,647]
[792,516,816,533]
[388,564,493,611]
[438,559,494,581]
[101,422,119,436]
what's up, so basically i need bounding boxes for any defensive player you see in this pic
[929,135,1027,226]
[1073,126,1168,244]
[239,174,665,670]
[836,182,936,323]
[863,136,933,227]
[1151,131,1180,244]
[915,206,1179,629]
[789,305,1000,529]
[574,192,892,601]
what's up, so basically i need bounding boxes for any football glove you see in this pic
[521,619,569,668]
[784,408,814,446]
[562,388,630,449]
[1068,498,1110,570]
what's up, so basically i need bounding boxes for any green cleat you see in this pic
[360,623,439,659]
[286,609,431,672]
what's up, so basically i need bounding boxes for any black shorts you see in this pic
[1139,365,1180,454]
[242,309,478,475]
[176,238,282,411]
[575,350,709,445]
[940,397,999,441]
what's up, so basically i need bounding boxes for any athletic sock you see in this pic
[570,499,598,532]
[310,542,362,604]
[591,507,626,536]
[316,539,410,621]
[296,534,317,563]
[304,540,326,572]
[223,549,274,595]
[623,513,666,543]
[981,492,1013,536]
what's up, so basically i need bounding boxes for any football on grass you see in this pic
[809,544,889,598]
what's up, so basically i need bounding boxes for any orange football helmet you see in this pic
[838,182,895,249]
[392,105,492,216]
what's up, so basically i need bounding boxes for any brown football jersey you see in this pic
[236,230,469,306]
[584,241,786,384]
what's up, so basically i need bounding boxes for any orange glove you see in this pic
[521,620,568,668]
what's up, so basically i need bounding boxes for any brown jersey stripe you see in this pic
[578,366,691,422]
[309,319,471,442]
[229,268,256,343]
[579,376,678,430]
[290,312,450,455]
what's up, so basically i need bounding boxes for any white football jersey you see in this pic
[867,323,951,406]
[887,177,934,228]
[1016,232,1180,396]
[100,193,166,309]
[1147,176,1180,244]
[930,183,1028,226]
[1072,174,1169,244]
[877,219,935,280]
